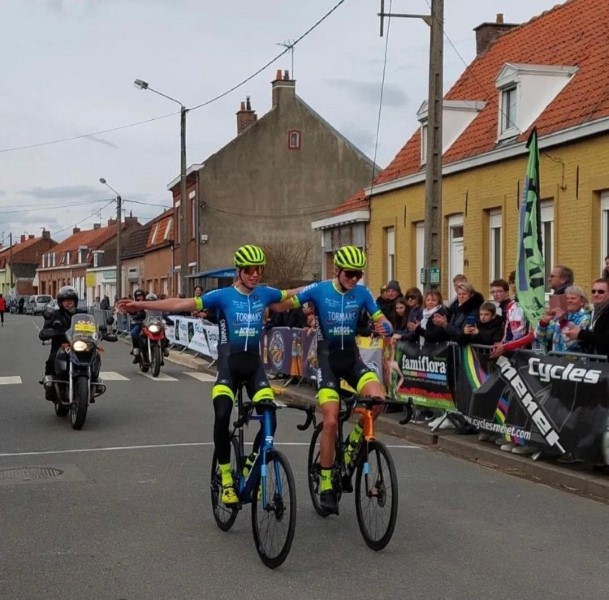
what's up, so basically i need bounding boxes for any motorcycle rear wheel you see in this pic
[71,377,89,430]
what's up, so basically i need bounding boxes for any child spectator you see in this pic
[460,301,503,345]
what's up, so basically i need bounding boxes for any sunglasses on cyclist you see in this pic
[342,269,363,280]
[241,265,264,276]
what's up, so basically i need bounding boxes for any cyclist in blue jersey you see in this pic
[117,244,300,506]
[272,245,392,514]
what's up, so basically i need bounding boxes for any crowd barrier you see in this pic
[105,309,609,464]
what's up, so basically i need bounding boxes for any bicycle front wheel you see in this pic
[210,437,240,531]
[354,439,398,551]
[251,450,297,569]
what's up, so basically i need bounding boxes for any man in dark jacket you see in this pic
[377,280,402,321]
[39,286,90,401]
[565,278,609,356]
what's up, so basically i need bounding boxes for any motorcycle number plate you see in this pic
[74,322,96,334]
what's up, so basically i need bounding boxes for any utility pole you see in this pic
[179,104,188,295]
[115,194,122,301]
[8,232,14,292]
[378,0,444,291]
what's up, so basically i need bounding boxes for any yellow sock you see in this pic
[320,468,333,492]
[219,462,233,486]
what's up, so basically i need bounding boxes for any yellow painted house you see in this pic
[314,0,609,299]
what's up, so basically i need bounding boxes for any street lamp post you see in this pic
[99,178,123,301]
[134,79,189,295]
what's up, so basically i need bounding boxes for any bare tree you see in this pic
[263,238,314,288]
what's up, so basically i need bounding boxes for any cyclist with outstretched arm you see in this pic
[117,245,300,506]
[271,245,392,514]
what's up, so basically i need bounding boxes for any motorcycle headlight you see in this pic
[148,324,161,334]
[72,340,90,352]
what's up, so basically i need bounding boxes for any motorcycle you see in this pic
[44,313,117,429]
[138,310,167,378]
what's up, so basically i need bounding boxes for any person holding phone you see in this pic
[460,301,503,345]
[432,281,484,342]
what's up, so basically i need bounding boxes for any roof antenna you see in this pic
[276,39,295,79]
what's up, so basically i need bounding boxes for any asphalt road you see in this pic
[1,314,609,600]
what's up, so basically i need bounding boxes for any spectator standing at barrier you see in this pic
[100,295,110,310]
[377,280,402,321]
[535,285,591,353]
[432,281,484,342]
[549,265,574,296]
[489,279,511,320]
[0,293,5,326]
[390,296,409,335]
[489,271,536,360]
[460,301,503,346]
[397,288,424,343]
[446,274,468,320]
[412,290,448,347]
[564,278,609,355]
[93,296,101,310]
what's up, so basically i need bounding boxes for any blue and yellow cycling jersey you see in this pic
[194,286,287,354]
[292,280,382,351]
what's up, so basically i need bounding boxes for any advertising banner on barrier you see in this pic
[456,345,609,463]
[165,315,218,361]
[390,341,457,410]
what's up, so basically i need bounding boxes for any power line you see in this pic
[53,199,116,235]
[0,0,347,155]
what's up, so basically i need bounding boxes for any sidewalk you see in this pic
[163,344,609,504]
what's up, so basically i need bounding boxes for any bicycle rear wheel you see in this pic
[354,439,398,551]
[251,450,296,569]
[210,437,240,531]
[307,423,343,517]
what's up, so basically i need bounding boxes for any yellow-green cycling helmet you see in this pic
[334,245,367,270]
[234,244,266,267]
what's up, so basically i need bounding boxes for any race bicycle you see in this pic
[307,395,406,551]
[210,385,308,569]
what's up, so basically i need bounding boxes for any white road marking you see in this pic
[184,372,216,383]
[0,376,22,385]
[99,371,129,381]
[139,372,179,381]
[0,442,419,457]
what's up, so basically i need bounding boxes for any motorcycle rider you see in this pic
[130,289,146,363]
[141,293,172,358]
[39,286,90,401]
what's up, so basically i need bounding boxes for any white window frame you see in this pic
[489,209,502,282]
[385,227,395,282]
[420,123,428,165]
[500,86,518,135]
[601,193,609,272]
[415,222,425,286]
[540,200,554,290]
[189,190,196,239]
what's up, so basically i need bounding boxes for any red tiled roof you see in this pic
[374,0,609,185]
[50,226,116,253]
[0,236,42,258]
[331,189,368,216]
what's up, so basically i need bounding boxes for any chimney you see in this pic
[236,96,258,134]
[73,227,80,234]
[272,69,295,109]
[107,218,116,228]
[124,215,139,227]
[28,234,35,239]
[20,234,26,243]
[93,223,101,230]
[42,229,50,240]
[473,14,519,56]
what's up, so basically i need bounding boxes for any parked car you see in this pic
[25,294,53,315]
[8,295,29,314]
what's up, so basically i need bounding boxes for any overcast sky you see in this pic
[0,0,562,243]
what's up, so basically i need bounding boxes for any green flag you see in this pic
[515,129,546,328]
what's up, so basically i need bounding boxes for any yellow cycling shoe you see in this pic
[221,484,239,506]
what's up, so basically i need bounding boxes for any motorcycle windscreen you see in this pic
[66,314,98,345]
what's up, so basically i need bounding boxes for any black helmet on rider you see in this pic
[57,286,78,314]
[133,289,145,300]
